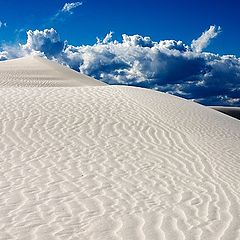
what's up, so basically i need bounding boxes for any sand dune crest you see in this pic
[0,56,105,87]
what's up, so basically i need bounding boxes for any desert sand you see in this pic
[0,56,239,240]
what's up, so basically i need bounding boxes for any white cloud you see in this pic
[62,2,83,13]
[1,26,240,106]
[21,28,65,57]
[50,1,83,22]
[0,21,7,28]
[97,31,114,44]
[0,51,8,60]
[191,25,221,52]
[122,34,155,47]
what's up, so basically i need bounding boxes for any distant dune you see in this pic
[211,106,240,120]
[0,56,239,240]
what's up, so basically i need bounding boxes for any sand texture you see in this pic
[0,57,240,240]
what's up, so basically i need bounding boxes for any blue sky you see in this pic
[0,0,239,106]
[0,0,239,56]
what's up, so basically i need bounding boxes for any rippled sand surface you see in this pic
[0,57,239,240]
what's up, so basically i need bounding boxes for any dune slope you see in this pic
[0,57,239,240]
[0,56,105,87]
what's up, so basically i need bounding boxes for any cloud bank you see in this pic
[1,26,240,106]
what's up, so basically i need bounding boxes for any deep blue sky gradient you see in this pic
[0,0,239,56]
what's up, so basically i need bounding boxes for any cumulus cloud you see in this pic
[21,28,65,57]
[191,25,221,52]
[1,26,240,106]
[122,34,155,47]
[61,2,82,13]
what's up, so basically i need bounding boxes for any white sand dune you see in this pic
[0,57,239,240]
[0,56,106,87]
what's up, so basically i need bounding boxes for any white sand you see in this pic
[0,56,239,240]
[0,56,106,87]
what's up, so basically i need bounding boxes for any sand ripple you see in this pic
[0,85,239,240]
